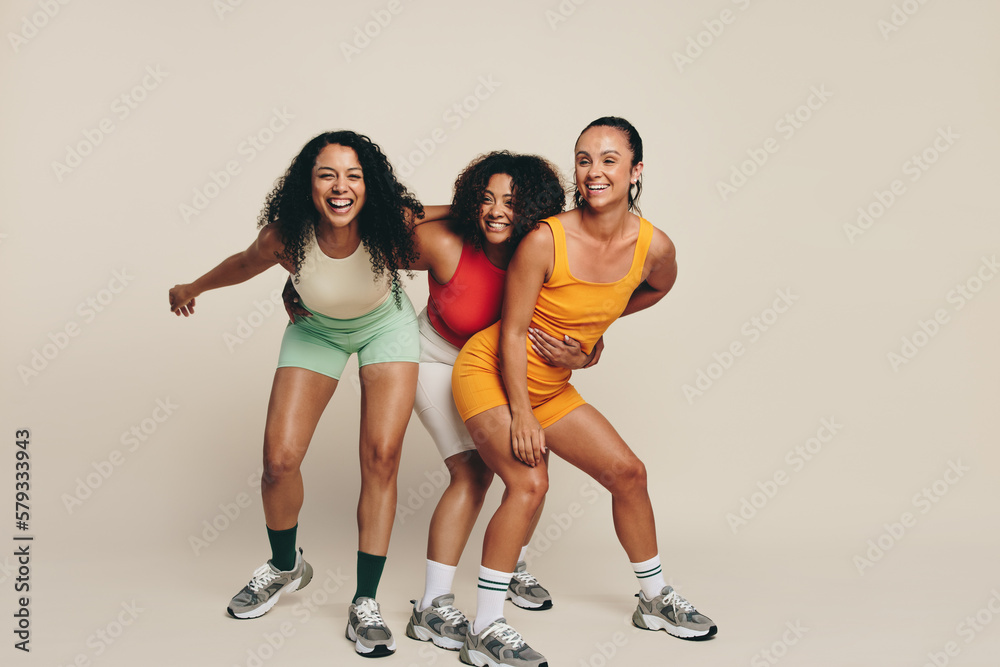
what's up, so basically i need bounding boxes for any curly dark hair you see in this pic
[573,116,643,215]
[257,130,423,307]
[450,151,565,250]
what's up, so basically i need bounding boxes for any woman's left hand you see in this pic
[529,329,603,369]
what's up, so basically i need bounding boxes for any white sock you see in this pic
[631,555,667,599]
[418,560,457,611]
[473,565,512,634]
[517,545,528,563]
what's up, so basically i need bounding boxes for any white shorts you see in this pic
[414,308,476,460]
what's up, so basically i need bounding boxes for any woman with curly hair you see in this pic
[168,130,424,658]
[452,118,716,666]
[405,151,607,651]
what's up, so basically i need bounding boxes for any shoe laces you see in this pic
[247,564,279,593]
[512,569,538,586]
[355,599,386,627]
[662,588,696,614]
[484,622,526,650]
[434,604,468,625]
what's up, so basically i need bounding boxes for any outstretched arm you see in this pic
[499,225,553,467]
[621,229,677,317]
[168,225,284,316]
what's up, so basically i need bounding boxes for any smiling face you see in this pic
[574,126,642,212]
[478,172,516,245]
[311,143,366,227]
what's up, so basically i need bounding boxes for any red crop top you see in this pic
[426,242,506,348]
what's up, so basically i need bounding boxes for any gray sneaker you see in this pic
[459,617,547,667]
[506,561,552,610]
[346,597,395,658]
[227,547,313,619]
[632,586,717,639]
[405,594,468,650]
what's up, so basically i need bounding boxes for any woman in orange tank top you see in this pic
[451,118,717,664]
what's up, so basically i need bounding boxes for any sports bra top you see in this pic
[427,241,506,348]
[293,226,390,319]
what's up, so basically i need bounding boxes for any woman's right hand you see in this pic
[168,284,199,316]
[510,411,546,467]
[282,278,311,324]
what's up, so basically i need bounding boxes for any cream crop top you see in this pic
[293,227,390,319]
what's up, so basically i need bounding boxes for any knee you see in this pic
[601,456,646,495]
[446,452,494,504]
[360,439,402,481]
[508,473,549,507]
[262,447,302,485]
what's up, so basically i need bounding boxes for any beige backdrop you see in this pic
[2,0,999,665]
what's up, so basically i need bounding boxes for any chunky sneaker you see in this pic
[459,617,547,667]
[227,547,313,619]
[346,597,395,658]
[405,593,468,650]
[632,585,717,639]
[506,561,552,611]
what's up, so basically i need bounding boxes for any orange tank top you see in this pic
[530,215,654,354]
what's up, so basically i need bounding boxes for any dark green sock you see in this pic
[353,550,387,602]
[266,524,297,572]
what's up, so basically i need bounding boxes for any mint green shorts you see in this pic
[276,292,419,380]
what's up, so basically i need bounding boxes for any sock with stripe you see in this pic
[473,565,512,634]
[353,551,387,603]
[631,555,667,600]
[266,524,297,572]
[418,560,457,611]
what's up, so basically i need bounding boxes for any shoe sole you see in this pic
[506,591,553,611]
[405,618,463,650]
[633,611,717,640]
[460,646,547,667]
[346,622,396,657]
[226,564,313,620]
